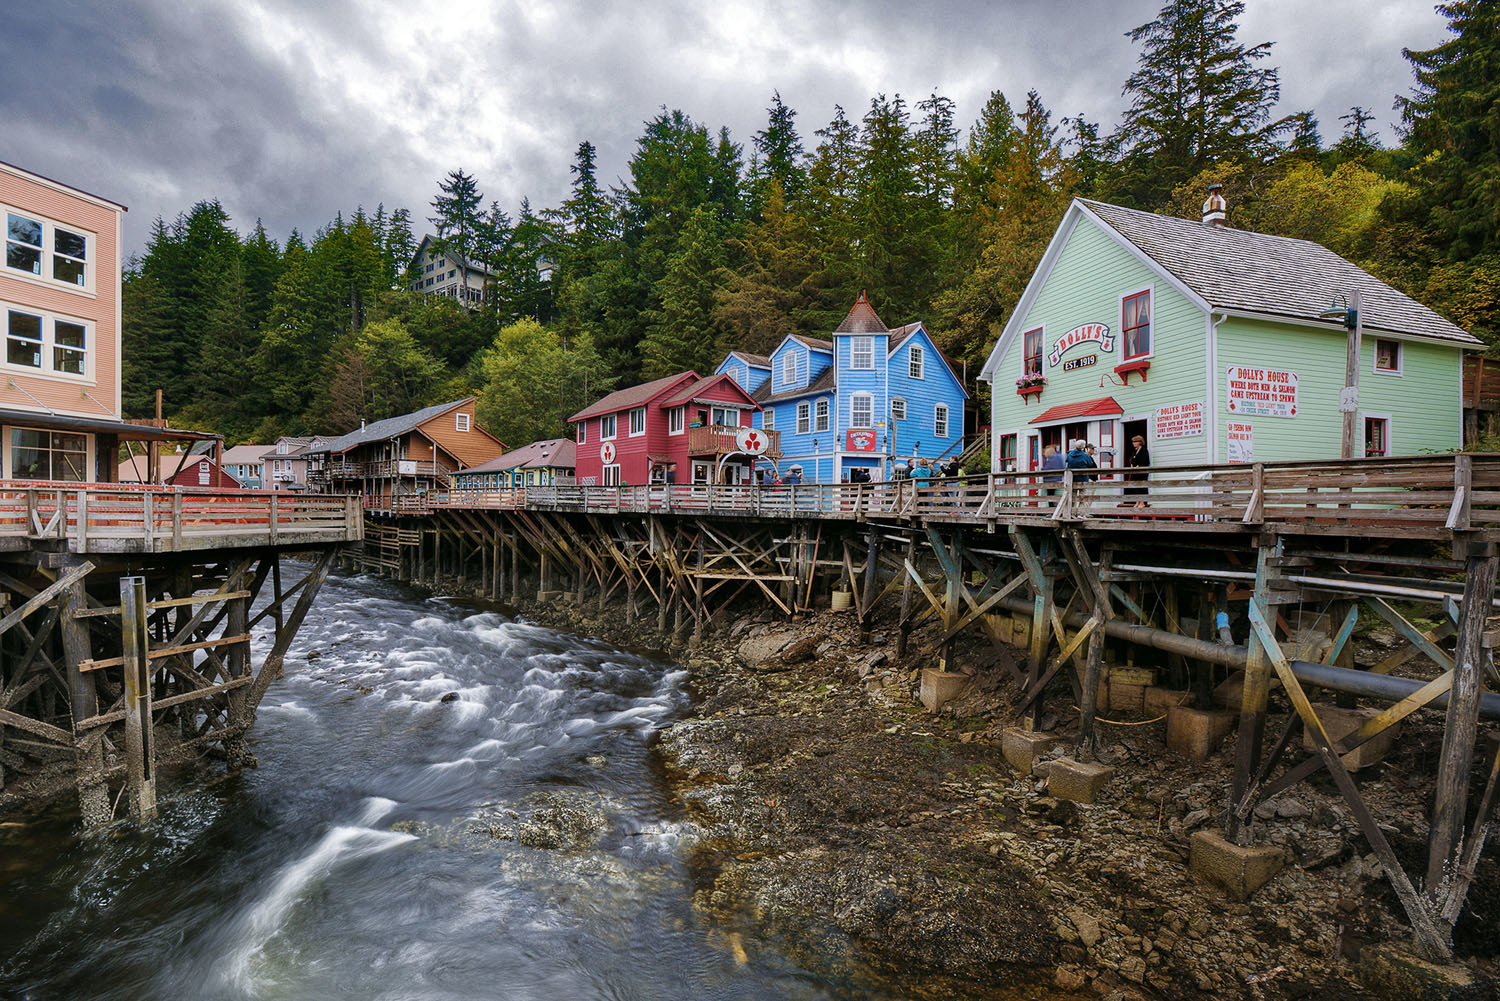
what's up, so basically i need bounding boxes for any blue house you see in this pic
[716,293,968,482]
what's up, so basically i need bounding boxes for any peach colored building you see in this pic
[0,160,215,481]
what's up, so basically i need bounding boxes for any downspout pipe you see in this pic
[991,595,1500,721]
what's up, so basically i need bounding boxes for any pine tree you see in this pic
[428,169,486,306]
[639,205,727,378]
[1398,0,1500,258]
[121,264,174,418]
[752,92,807,209]
[1111,0,1287,206]
[714,182,830,354]
[192,256,260,427]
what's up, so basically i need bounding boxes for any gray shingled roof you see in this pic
[834,292,888,334]
[759,367,836,405]
[728,350,771,367]
[458,438,575,475]
[1080,199,1478,345]
[569,372,697,422]
[312,399,471,455]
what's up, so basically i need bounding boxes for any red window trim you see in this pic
[1122,290,1151,362]
[1022,327,1044,377]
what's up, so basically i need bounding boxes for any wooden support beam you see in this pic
[119,575,157,819]
[1228,541,1275,843]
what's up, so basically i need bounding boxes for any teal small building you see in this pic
[978,195,1481,474]
[450,438,576,491]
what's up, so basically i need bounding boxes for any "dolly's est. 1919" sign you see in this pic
[1049,323,1115,367]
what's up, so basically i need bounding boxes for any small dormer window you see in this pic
[456,413,471,432]
[852,336,874,370]
[781,351,797,386]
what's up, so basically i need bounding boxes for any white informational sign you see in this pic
[1226,366,1299,418]
[736,426,770,455]
[1227,422,1254,463]
[1154,401,1204,440]
[397,459,417,475]
[599,441,616,464]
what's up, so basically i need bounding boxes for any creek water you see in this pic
[0,570,869,1001]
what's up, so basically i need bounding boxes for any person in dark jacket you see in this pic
[1125,435,1150,507]
[1040,444,1065,498]
[1065,439,1097,481]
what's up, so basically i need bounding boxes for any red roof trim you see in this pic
[1028,396,1124,424]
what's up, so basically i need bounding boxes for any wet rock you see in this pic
[778,635,821,666]
[440,691,460,703]
[1069,908,1102,948]
[515,793,608,850]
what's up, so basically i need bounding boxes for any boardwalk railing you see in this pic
[0,482,364,553]
[372,454,1500,538]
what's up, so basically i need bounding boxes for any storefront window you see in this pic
[10,427,88,481]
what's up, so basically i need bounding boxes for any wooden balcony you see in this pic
[0,481,363,554]
[688,425,780,456]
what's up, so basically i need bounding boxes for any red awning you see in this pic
[1028,396,1124,425]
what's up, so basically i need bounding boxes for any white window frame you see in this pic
[815,398,831,432]
[762,408,775,431]
[577,422,586,443]
[4,425,93,481]
[1363,412,1393,458]
[850,393,873,429]
[781,350,798,387]
[935,403,950,438]
[1373,338,1403,376]
[891,397,907,421]
[455,412,471,432]
[629,406,646,437]
[600,414,617,440]
[667,406,684,435]
[1120,286,1154,363]
[711,405,739,427]
[3,205,95,296]
[851,336,874,370]
[796,401,810,435]
[2,303,93,382]
[908,345,924,380]
[602,464,622,486]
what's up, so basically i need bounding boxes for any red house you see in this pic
[167,454,241,489]
[568,372,774,486]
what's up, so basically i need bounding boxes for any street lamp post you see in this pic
[1339,290,1363,459]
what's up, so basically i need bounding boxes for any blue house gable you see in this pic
[715,351,771,395]
[721,293,969,483]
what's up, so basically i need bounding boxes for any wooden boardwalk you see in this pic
[0,482,363,553]
[379,453,1497,542]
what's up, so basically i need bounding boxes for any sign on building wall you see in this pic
[1225,366,1299,418]
[845,429,878,452]
[1048,323,1115,367]
[1154,401,1204,440]
[1227,422,1254,463]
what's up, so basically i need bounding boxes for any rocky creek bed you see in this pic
[498,588,1498,1001]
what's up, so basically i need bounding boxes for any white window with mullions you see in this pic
[851,336,874,370]
[851,394,873,429]
[4,305,90,379]
[935,404,950,437]
[4,206,93,293]
[909,345,924,379]
[8,426,89,481]
[629,407,646,436]
[891,397,907,420]
[815,398,830,432]
[762,408,774,431]
[796,401,810,435]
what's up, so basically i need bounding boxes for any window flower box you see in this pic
[1114,358,1151,384]
[1016,377,1047,404]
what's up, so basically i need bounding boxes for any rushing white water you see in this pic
[0,570,854,1001]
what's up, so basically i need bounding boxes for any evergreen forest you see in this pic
[121,0,1500,449]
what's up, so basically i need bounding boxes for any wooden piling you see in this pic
[120,575,157,819]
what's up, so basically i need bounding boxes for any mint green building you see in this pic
[978,196,1481,474]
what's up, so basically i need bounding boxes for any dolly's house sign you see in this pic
[1049,323,1115,367]
[1226,365,1298,418]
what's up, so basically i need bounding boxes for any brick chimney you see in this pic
[1202,183,1227,228]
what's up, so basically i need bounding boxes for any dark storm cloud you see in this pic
[1,0,1449,257]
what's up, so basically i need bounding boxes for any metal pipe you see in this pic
[990,594,1500,721]
[1111,561,1500,608]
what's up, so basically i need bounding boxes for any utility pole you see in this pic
[1339,289,1363,459]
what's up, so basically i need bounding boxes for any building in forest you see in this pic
[407,235,491,308]
[450,438,576,492]
[979,192,1481,474]
[221,443,275,488]
[0,159,222,479]
[305,398,505,509]
[569,372,767,487]
[718,293,969,483]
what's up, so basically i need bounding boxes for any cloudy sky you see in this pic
[6,0,1449,257]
